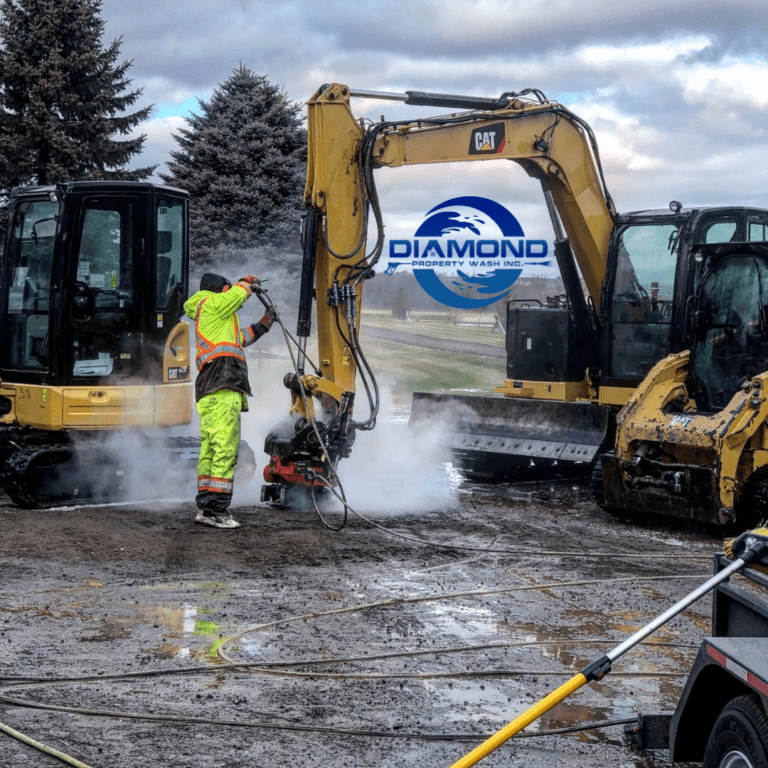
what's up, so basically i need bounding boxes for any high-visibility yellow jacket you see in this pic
[183,281,260,372]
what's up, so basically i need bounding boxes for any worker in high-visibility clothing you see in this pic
[183,272,275,529]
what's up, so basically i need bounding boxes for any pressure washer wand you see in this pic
[251,281,275,314]
[449,529,768,768]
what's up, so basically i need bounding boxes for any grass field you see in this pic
[361,308,506,348]
[359,337,504,409]
[360,310,506,407]
[248,310,507,411]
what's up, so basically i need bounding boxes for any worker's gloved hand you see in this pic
[238,275,261,292]
[257,309,275,331]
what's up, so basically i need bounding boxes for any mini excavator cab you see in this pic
[1,182,189,387]
[0,181,193,506]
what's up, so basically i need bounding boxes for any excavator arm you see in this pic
[261,83,616,504]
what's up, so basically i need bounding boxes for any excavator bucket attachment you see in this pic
[409,393,612,481]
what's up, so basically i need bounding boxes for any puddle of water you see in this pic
[135,603,200,659]
[182,606,197,635]
[152,642,187,660]
[423,679,528,724]
[79,616,140,642]
[422,603,503,644]
[150,604,197,658]
[424,679,627,734]
[536,700,632,731]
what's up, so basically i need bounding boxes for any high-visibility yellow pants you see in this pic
[195,389,243,513]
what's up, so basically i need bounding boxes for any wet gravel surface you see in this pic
[0,466,725,767]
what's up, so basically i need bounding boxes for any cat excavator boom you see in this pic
[261,83,768,526]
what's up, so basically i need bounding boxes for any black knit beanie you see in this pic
[199,273,231,292]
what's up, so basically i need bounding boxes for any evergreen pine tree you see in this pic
[0,0,154,197]
[160,66,307,265]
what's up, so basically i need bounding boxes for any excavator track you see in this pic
[0,428,257,509]
[590,456,606,508]
[4,446,77,508]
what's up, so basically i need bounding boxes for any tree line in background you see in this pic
[0,0,558,318]
[0,0,306,278]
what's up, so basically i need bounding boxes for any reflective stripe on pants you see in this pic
[196,389,242,498]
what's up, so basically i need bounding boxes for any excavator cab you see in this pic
[0,181,193,506]
[1,182,189,387]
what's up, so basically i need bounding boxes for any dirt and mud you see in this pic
[0,447,727,768]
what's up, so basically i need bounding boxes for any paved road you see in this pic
[361,325,506,359]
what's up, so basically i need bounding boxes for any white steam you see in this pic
[79,246,459,516]
[234,356,460,517]
[337,387,457,516]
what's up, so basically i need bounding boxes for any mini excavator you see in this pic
[261,83,768,526]
[0,181,196,506]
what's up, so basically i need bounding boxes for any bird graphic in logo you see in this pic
[419,211,484,237]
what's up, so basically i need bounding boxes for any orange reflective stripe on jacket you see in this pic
[194,297,246,370]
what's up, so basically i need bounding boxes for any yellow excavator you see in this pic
[260,82,768,526]
[0,181,195,506]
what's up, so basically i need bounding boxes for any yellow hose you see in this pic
[0,718,93,767]
[450,672,587,768]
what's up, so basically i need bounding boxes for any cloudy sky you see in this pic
[101,0,768,251]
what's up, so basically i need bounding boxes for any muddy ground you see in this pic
[0,454,727,767]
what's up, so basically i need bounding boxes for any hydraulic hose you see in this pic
[215,572,707,666]
[0,638,697,687]
[0,690,637,743]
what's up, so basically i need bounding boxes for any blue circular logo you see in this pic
[387,196,548,309]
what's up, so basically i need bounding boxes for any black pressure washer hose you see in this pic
[251,282,351,530]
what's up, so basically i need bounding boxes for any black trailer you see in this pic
[630,553,768,765]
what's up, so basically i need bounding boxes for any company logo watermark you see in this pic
[385,196,551,309]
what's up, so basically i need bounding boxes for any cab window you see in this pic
[71,197,139,378]
[156,197,185,310]
[610,223,679,379]
[749,219,768,242]
[3,199,59,369]
[691,256,768,411]
[700,219,738,244]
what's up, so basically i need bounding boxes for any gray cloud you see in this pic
[98,0,768,221]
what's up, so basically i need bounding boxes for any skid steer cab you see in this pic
[0,181,193,507]
[600,241,768,525]
[630,552,768,766]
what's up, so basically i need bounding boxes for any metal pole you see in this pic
[607,556,747,661]
[348,89,408,102]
